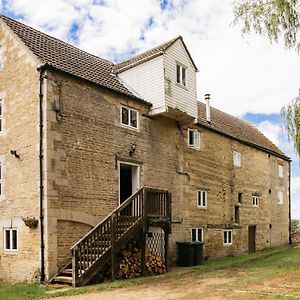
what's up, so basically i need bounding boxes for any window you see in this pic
[0,99,2,133]
[238,192,243,204]
[121,106,138,129]
[278,190,284,205]
[188,129,200,150]
[234,206,240,224]
[233,151,241,167]
[4,228,18,251]
[223,230,232,245]
[191,228,203,242]
[176,64,186,86]
[278,165,283,178]
[252,195,259,207]
[197,190,207,208]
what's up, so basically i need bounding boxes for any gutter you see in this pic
[41,63,152,107]
[196,122,291,162]
[38,65,46,283]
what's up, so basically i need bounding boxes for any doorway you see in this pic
[119,162,140,205]
[248,225,256,253]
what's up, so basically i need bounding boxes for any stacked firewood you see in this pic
[117,242,166,279]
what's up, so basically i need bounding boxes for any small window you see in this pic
[197,190,207,208]
[188,129,200,150]
[0,99,2,133]
[252,195,259,207]
[233,151,241,167]
[238,192,243,204]
[4,228,18,251]
[223,230,232,245]
[278,165,283,178]
[234,206,240,224]
[278,190,284,205]
[191,228,203,242]
[176,64,186,86]
[121,106,138,129]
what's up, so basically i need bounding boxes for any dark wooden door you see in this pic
[248,225,256,253]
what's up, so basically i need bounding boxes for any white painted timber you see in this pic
[163,39,198,119]
[117,56,165,110]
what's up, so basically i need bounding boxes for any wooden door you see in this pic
[248,225,256,253]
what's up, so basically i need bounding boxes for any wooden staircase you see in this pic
[50,187,171,287]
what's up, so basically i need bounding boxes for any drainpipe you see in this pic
[288,160,292,244]
[38,65,46,283]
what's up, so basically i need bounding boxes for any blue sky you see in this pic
[1,0,300,218]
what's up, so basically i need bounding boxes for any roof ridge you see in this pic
[0,14,113,66]
[115,35,181,67]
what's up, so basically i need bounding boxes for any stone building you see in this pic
[0,14,291,285]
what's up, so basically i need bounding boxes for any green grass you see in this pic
[0,245,299,300]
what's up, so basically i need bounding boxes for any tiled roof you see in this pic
[1,15,288,159]
[114,35,198,73]
[197,102,289,159]
[0,14,147,103]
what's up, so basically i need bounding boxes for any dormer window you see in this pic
[120,106,138,130]
[176,63,186,86]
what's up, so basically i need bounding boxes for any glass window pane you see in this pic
[229,231,232,243]
[224,231,227,243]
[189,130,194,145]
[130,110,137,128]
[121,107,129,125]
[12,230,17,250]
[176,64,181,83]
[182,67,186,86]
[198,229,202,242]
[197,191,201,206]
[192,229,196,241]
[5,230,10,250]
[202,191,206,207]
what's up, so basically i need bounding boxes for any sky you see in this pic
[1,0,300,218]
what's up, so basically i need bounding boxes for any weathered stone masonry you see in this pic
[0,14,290,283]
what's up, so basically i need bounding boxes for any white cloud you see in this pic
[257,120,282,146]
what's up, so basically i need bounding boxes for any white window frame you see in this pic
[233,151,241,167]
[176,63,187,87]
[223,229,233,245]
[4,228,18,252]
[278,165,283,178]
[191,228,203,242]
[120,105,139,130]
[188,129,200,150]
[197,190,207,209]
[252,195,259,207]
[278,190,284,205]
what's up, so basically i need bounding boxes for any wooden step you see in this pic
[61,268,73,276]
[52,276,73,285]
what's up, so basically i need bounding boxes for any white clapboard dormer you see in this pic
[114,36,198,124]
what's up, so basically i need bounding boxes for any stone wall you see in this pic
[0,20,42,282]
[45,69,290,278]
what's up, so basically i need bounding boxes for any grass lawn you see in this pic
[1,245,300,300]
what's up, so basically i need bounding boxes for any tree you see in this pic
[233,0,300,51]
[291,218,300,233]
[281,91,300,156]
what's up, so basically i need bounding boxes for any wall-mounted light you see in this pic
[129,143,137,156]
[10,150,20,159]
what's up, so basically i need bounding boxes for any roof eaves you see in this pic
[196,121,290,161]
[39,63,152,107]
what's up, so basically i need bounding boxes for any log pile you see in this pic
[116,242,166,279]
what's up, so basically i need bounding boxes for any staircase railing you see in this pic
[70,186,171,286]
